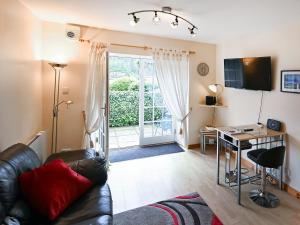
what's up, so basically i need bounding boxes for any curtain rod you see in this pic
[79,38,196,54]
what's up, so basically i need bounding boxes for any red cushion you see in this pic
[212,215,223,225]
[19,159,92,220]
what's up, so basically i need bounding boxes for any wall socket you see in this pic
[62,87,70,95]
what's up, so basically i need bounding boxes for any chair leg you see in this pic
[249,167,280,208]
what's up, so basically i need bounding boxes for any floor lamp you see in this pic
[49,63,72,153]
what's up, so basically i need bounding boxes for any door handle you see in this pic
[100,103,109,117]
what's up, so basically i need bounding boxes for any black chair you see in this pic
[247,146,285,208]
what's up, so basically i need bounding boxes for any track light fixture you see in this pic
[171,16,179,29]
[152,11,161,24]
[188,26,196,37]
[129,13,140,26]
[128,7,198,36]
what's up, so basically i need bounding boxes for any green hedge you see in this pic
[109,76,165,127]
[109,91,163,127]
[110,77,139,91]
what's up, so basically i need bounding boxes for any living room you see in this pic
[0,0,300,225]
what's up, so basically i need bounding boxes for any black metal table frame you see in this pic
[216,131,285,205]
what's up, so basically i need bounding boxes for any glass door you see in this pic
[139,58,174,146]
[92,52,109,158]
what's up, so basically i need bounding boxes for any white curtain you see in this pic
[153,49,189,147]
[82,43,107,148]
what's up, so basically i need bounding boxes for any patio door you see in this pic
[92,52,109,158]
[139,58,175,146]
[100,52,109,157]
[108,53,174,149]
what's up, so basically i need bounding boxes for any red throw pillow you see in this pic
[19,159,92,220]
[212,215,223,225]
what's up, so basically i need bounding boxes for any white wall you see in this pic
[216,25,300,191]
[41,22,217,150]
[0,0,43,150]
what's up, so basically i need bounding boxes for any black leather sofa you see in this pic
[0,143,113,225]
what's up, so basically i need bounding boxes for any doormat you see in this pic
[109,143,184,163]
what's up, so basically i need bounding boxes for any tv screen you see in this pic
[224,57,272,91]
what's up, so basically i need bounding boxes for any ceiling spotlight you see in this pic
[189,27,196,37]
[128,7,198,36]
[130,14,140,26]
[152,11,161,25]
[171,16,178,29]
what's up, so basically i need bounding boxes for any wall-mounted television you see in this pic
[224,56,272,91]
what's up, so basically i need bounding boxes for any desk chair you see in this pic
[247,146,285,208]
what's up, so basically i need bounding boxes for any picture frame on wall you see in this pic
[281,70,300,94]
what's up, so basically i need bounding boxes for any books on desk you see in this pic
[223,127,268,139]
[224,127,244,135]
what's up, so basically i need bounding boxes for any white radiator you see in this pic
[27,131,48,162]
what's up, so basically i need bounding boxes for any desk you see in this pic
[216,124,285,205]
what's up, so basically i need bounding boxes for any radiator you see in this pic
[27,131,48,162]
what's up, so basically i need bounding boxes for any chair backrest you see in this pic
[0,143,41,221]
[257,146,285,168]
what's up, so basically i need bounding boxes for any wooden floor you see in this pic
[107,148,300,225]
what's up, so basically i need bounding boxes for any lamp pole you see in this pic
[49,63,67,153]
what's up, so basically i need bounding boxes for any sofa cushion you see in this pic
[0,144,41,216]
[8,200,32,224]
[52,184,112,225]
[45,149,97,164]
[0,202,5,222]
[19,159,93,220]
[2,216,21,225]
[68,157,108,185]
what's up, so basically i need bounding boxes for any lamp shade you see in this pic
[49,63,67,69]
[66,100,73,105]
[208,84,223,95]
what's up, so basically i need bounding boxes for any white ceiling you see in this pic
[21,0,300,43]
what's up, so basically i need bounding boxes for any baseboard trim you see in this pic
[241,158,300,200]
[283,183,300,200]
[188,144,200,149]
[241,158,300,201]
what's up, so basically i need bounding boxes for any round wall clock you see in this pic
[197,63,209,76]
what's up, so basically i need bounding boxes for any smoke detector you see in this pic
[65,25,80,40]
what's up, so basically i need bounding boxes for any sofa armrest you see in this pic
[68,157,108,185]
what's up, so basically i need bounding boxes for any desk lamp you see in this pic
[208,84,223,106]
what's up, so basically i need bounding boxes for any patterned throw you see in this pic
[113,193,223,225]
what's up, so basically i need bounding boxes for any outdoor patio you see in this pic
[109,126,139,149]
[109,124,169,149]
